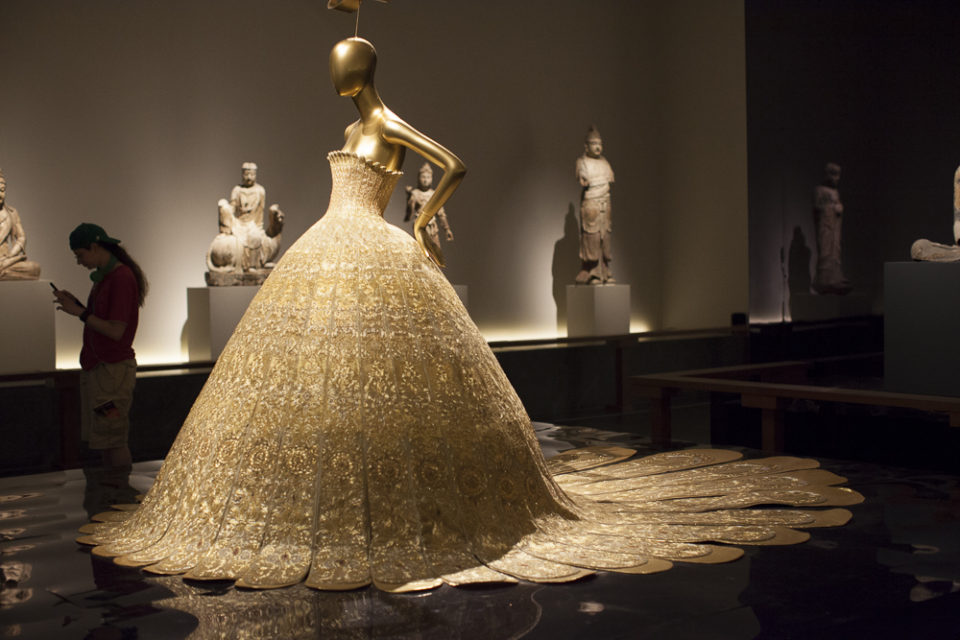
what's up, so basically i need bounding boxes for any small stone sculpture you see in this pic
[205,162,285,286]
[812,162,851,294]
[910,165,960,262]
[0,169,41,281]
[575,126,615,284]
[405,162,453,249]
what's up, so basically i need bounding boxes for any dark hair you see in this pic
[102,242,149,307]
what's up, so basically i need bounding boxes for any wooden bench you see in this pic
[631,358,960,453]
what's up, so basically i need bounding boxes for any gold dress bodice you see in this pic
[80,152,862,592]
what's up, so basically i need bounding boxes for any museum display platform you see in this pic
[566,283,630,337]
[0,280,55,375]
[1,420,958,639]
[185,286,260,362]
[789,291,872,322]
[884,261,960,397]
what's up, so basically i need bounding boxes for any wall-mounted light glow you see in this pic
[54,318,656,370]
[629,319,652,334]
[747,313,787,325]
[481,327,563,343]
[56,346,189,370]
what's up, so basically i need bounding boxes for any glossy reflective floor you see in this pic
[2,420,960,639]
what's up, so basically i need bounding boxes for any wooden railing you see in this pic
[631,356,960,453]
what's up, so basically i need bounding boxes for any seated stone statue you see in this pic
[911,165,960,262]
[205,162,285,286]
[0,169,41,281]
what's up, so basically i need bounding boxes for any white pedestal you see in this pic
[186,286,260,362]
[566,284,630,337]
[885,262,960,396]
[0,280,56,374]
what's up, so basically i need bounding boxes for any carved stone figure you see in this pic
[405,163,453,251]
[205,162,285,286]
[812,162,851,294]
[910,165,960,262]
[575,126,615,284]
[0,169,41,281]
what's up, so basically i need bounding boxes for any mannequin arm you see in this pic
[383,118,465,266]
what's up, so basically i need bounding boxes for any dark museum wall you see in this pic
[0,0,747,368]
[746,0,960,322]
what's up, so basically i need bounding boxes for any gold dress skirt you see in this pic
[79,152,862,592]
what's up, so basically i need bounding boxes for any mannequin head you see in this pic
[330,37,377,97]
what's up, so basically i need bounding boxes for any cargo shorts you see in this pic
[80,359,136,450]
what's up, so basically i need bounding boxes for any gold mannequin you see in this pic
[77,34,864,594]
[330,37,465,267]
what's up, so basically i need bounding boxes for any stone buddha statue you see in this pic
[0,169,41,281]
[205,162,285,286]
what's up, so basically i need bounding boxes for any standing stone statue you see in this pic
[405,162,453,252]
[575,126,615,284]
[0,169,41,281]
[910,165,960,262]
[812,162,851,294]
[205,162,285,286]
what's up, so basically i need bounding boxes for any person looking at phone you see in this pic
[53,223,148,474]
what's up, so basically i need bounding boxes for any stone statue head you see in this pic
[417,163,433,190]
[330,37,377,98]
[584,126,603,158]
[824,162,841,187]
[241,162,258,187]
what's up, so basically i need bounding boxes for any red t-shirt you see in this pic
[79,264,139,370]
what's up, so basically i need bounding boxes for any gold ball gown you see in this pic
[78,151,863,592]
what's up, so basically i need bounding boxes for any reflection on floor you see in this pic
[2,422,959,639]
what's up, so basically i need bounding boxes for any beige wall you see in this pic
[653,1,749,330]
[0,1,747,366]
